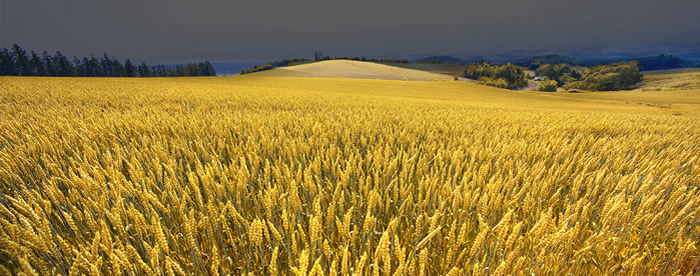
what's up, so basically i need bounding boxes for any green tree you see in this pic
[464,62,527,89]
[564,61,642,91]
[538,80,558,92]
[535,64,581,86]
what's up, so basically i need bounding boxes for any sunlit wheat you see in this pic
[0,76,698,274]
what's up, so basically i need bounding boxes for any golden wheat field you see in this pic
[0,75,699,275]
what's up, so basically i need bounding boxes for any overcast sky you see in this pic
[2,0,699,63]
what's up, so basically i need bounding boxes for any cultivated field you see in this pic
[0,75,699,275]
[637,71,700,91]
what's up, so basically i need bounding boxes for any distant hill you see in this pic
[414,56,465,64]
[515,54,700,71]
[636,54,700,70]
[514,54,619,68]
[245,60,454,81]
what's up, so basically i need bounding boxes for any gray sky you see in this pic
[2,0,699,63]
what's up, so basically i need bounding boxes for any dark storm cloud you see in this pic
[2,0,699,63]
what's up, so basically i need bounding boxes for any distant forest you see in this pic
[0,44,216,77]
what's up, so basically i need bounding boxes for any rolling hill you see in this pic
[376,62,467,74]
[246,60,455,81]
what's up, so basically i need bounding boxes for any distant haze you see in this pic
[2,0,700,64]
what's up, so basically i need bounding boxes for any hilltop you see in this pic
[246,60,454,81]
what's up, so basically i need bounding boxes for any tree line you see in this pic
[532,61,643,91]
[463,60,644,91]
[0,44,215,77]
[535,63,582,84]
[563,61,643,91]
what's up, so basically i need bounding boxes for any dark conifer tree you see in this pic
[100,54,113,77]
[112,59,125,77]
[42,51,56,76]
[1,45,215,77]
[0,49,14,75]
[30,51,46,76]
[137,62,151,77]
[201,61,216,76]
[12,44,33,76]
[176,65,184,76]
[75,56,88,77]
[88,57,102,76]
[124,59,136,77]
[53,51,74,76]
